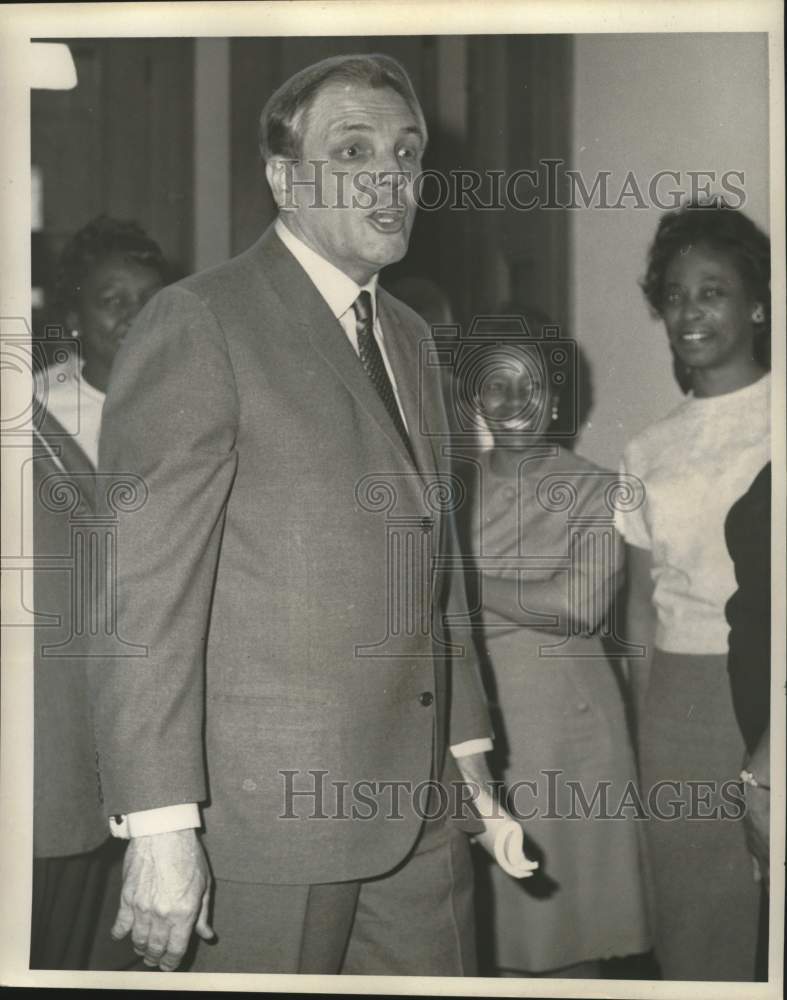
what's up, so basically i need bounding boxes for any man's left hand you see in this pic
[112,828,214,971]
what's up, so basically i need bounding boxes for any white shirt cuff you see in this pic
[109,803,201,839]
[450,738,494,758]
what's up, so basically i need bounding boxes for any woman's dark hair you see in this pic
[54,215,169,321]
[641,199,771,370]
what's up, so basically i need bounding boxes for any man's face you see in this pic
[276,81,425,284]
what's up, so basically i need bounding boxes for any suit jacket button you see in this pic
[418,691,434,707]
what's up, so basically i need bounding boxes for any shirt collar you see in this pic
[275,217,378,324]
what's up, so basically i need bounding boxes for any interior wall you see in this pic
[570,33,770,470]
[194,38,230,271]
[30,37,194,343]
[31,35,572,346]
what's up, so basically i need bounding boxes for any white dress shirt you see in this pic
[274,218,409,429]
[113,220,490,839]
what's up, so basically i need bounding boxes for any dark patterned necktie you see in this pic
[352,290,415,464]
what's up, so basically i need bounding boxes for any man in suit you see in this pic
[91,54,493,974]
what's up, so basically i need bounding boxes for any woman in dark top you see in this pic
[725,461,771,980]
[725,462,771,756]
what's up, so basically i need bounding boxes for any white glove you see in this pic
[472,784,539,879]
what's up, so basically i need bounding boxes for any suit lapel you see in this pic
[254,229,423,473]
[250,227,450,614]
[377,293,440,481]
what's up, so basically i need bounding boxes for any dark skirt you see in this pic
[31,839,143,971]
[638,650,760,981]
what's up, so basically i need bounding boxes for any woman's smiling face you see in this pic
[68,252,162,393]
[660,243,760,378]
[475,346,552,441]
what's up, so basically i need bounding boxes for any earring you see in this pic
[751,304,765,324]
[551,398,560,422]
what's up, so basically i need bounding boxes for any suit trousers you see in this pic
[189,818,476,975]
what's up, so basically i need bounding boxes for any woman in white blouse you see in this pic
[617,202,770,982]
[35,215,167,467]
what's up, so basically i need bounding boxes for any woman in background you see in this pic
[617,202,770,981]
[726,461,771,980]
[36,215,168,466]
[462,312,650,977]
[31,216,167,969]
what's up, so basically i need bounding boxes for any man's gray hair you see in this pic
[259,53,427,161]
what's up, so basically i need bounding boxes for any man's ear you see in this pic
[65,309,79,337]
[266,157,296,212]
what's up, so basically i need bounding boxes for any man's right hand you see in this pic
[112,828,214,971]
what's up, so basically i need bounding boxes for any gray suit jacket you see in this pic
[92,226,491,884]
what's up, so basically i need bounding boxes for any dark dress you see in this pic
[471,446,650,971]
[30,407,140,970]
